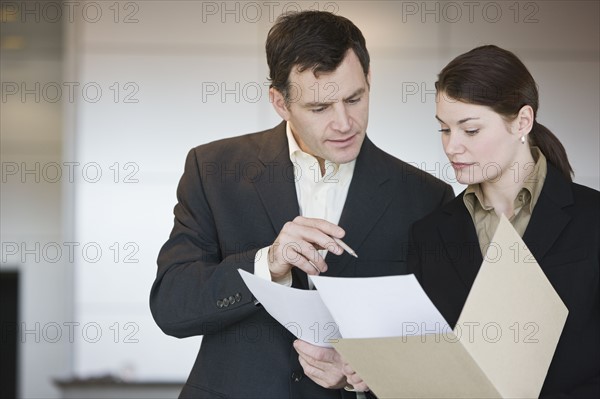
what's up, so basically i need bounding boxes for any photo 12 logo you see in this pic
[1,82,139,104]
[200,1,339,24]
[1,241,140,264]
[1,162,140,184]
[201,80,340,104]
[400,1,540,24]
[2,321,140,344]
[0,1,140,24]
[400,321,540,344]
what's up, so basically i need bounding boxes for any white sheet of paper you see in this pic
[238,270,341,347]
[239,269,450,348]
[309,274,450,338]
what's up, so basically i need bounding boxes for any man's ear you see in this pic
[270,87,290,121]
[515,104,534,136]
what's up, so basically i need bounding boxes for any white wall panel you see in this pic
[56,0,600,389]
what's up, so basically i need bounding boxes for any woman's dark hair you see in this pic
[436,45,573,181]
[266,10,370,103]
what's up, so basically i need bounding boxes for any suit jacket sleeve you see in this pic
[149,147,261,338]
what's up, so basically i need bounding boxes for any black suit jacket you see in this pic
[150,122,454,398]
[408,163,600,398]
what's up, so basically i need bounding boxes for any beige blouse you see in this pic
[463,147,547,255]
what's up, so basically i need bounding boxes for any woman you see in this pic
[344,45,599,397]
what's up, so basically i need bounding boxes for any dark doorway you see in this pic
[1,271,19,399]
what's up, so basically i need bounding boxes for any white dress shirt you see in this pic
[254,124,366,397]
[254,122,356,286]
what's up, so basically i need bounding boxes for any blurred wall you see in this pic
[1,1,71,397]
[1,1,598,398]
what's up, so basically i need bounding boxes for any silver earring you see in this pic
[521,135,526,144]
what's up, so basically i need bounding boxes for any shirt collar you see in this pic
[286,122,303,160]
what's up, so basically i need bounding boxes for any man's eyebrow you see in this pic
[435,115,480,124]
[344,87,366,100]
[302,87,366,108]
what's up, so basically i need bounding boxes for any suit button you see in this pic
[222,298,230,307]
[228,295,235,304]
[235,293,242,302]
[216,300,223,308]
[291,371,303,382]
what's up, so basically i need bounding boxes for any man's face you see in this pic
[272,50,370,167]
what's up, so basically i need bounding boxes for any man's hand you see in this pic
[269,216,345,281]
[293,340,347,389]
[342,362,370,392]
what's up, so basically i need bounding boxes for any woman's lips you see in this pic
[451,162,475,170]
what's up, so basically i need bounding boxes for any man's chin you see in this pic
[327,143,363,164]
[332,154,360,165]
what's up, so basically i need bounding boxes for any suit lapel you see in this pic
[439,165,573,288]
[253,122,309,288]
[253,122,300,235]
[437,196,483,289]
[523,164,573,265]
[326,137,395,276]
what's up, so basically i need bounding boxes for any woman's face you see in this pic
[436,93,524,186]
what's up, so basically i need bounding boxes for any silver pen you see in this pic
[308,237,358,274]
[333,237,358,258]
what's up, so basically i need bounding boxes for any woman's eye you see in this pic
[438,128,450,134]
[465,129,480,135]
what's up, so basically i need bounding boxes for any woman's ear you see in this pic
[270,87,290,121]
[515,104,534,136]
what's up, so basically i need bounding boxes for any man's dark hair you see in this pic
[266,10,370,103]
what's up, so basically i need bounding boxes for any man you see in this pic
[150,10,454,399]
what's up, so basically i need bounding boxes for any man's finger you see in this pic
[293,216,345,238]
[294,340,338,363]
